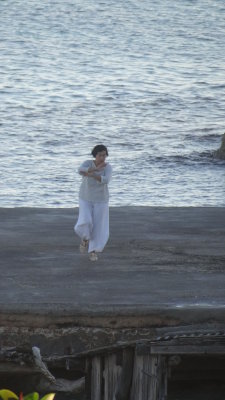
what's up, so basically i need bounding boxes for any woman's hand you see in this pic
[80,171,101,182]
[88,162,106,173]
[95,162,107,170]
[80,171,89,177]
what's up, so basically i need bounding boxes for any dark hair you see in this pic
[91,144,108,157]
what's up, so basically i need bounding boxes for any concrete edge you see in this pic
[1,304,225,329]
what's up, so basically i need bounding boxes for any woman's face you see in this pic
[95,150,107,164]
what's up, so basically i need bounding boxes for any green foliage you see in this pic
[40,395,55,400]
[23,394,39,400]
[0,391,55,400]
[0,390,18,400]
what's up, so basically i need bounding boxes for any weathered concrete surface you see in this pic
[0,207,225,330]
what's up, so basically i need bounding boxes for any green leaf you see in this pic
[23,393,39,400]
[40,395,55,400]
[0,390,19,400]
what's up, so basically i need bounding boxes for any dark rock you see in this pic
[214,133,225,159]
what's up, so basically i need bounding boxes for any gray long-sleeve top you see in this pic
[78,160,112,203]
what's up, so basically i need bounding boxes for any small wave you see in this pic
[186,133,222,141]
[210,84,225,90]
[147,151,222,166]
[196,127,216,133]
[200,134,223,140]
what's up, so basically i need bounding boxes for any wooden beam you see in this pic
[130,351,168,400]
[130,353,155,400]
[85,358,92,400]
[91,356,103,400]
[157,356,168,400]
[103,354,122,400]
[151,344,225,354]
[137,342,225,355]
[115,348,134,400]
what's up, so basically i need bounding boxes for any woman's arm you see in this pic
[88,164,112,184]
[87,162,106,173]
[78,160,91,175]
[79,161,107,176]
[100,164,112,184]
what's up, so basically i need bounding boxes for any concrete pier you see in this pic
[0,207,225,331]
[1,207,225,398]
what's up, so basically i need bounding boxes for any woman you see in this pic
[74,144,112,261]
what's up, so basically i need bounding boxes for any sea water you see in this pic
[1,0,225,207]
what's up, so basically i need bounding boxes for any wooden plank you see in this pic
[137,341,225,355]
[130,352,168,400]
[91,356,103,400]
[103,354,122,400]
[150,345,225,355]
[145,354,158,400]
[130,353,156,400]
[130,352,144,400]
[157,356,168,400]
[85,357,92,400]
[115,348,134,400]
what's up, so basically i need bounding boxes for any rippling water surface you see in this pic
[1,0,225,207]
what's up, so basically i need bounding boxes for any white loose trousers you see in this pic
[74,199,109,253]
